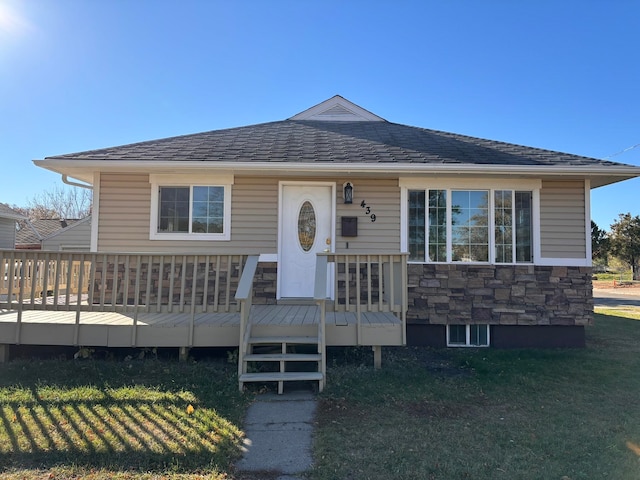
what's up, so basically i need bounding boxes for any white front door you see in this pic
[279,184,334,298]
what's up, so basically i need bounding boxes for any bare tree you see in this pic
[12,185,92,222]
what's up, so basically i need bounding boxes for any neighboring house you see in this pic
[33,95,640,348]
[41,216,91,251]
[15,217,91,251]
[0,204,27,249]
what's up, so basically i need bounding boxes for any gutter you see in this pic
[62,174,93,190]
[34,158,640,178]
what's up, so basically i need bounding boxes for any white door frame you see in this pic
[277,181,336,299]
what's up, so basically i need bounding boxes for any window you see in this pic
[408,188,533,263]
[429,190,447,262]
[452,190,489,262]
[447,324,490,347]
[514,192,532,262]
[408,191,425,261]
[158,186,225,234]
[150,174,232,240]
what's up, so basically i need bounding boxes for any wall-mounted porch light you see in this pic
[343,182,353,204]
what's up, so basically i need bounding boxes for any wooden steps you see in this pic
[248,335,318,345]
[239,315,325,394]
[239,372,323,382]
[243,353,322,362]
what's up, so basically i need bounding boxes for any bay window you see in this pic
[407,187,533,263]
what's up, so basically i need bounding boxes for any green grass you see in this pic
[313,313,640,480]
[2,312,640,479]
[593,271,633,281]
[0,357,253,479]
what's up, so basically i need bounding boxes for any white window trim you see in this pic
[400,178,541,265]
[446,324,491,348]
[90,172,100,252]
[149,174,234,241]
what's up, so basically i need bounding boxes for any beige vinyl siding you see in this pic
[42,218,91,251]
[98,174,151,251]
[539,180,587,258]
[97,174,401,254]
[0,218,16,248]
[230,177,279,251]
[335,179,400,253]
[98,173,279,254]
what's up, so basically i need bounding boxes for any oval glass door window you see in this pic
[298,201,316,252]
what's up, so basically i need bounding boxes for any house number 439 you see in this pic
[360,200,377,222]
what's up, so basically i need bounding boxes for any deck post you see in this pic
[0,345,9,363]
[372,345,382,369]
[179,347,190,362]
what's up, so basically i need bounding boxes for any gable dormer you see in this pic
[289,95,385,122]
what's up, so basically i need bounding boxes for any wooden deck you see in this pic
[0,303,403,348]
[2,251,407,391]
[1,250,409,391]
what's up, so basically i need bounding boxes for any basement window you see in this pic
[447,324,490,347]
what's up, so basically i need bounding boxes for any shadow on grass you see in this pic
[0,360,248,474]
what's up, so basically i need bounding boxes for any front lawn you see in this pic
[0,357,252,479]
[313,312,640,479]
[1,311,639,479]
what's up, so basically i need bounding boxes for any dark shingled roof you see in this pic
[46,120,627,168]
[15,219,81,246]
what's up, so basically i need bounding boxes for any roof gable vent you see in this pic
[290,95,385,122]
[318,104,356,118]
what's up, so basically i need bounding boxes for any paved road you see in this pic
[593,288,640,308]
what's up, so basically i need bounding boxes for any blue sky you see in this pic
[1,0,638,230]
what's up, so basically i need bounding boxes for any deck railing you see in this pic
[316,252,408,345]
[1,251,91,300]
[1,250,254,345]
[1,250,406,350]
[1,250,252,312]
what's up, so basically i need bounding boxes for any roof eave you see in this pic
[33,159,640,188]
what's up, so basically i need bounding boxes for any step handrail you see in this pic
[235,255,260,385]
[314,255,328,390]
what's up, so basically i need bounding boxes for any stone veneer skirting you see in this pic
[235,262,594,328]
[407,264,593,327]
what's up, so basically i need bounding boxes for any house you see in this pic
[15,217,92,251]
[31,95,640,350]
[3,95,639,390]
[0,204,27,249]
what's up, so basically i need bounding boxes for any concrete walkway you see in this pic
[235,390,317,479]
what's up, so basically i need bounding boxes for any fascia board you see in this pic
[33,158,640,178]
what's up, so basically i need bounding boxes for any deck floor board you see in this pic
[1,306,400,327]
[0,304,402,348]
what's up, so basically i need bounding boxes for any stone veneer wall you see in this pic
[407,264,593,327]
[252,262,278,305]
